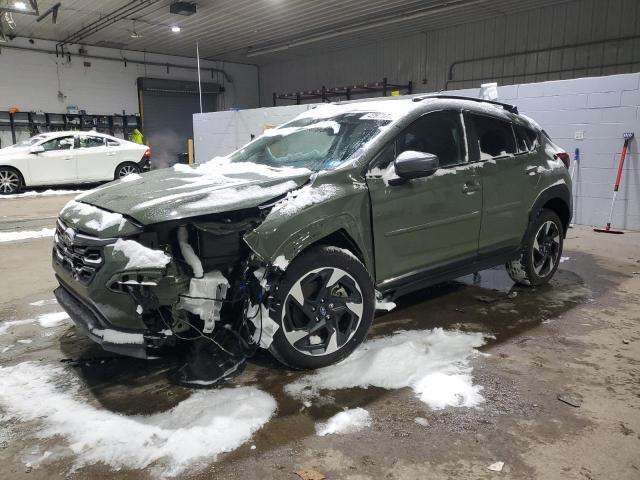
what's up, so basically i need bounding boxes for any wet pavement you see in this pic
[0,194,639,480]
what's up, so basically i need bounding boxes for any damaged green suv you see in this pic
[53,95,571,376]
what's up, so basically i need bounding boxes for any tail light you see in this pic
[143,148,152,158]
[554,152,570,168]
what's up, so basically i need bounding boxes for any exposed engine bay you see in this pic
[107,207,284,386]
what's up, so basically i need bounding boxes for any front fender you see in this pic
[243,173,374,273]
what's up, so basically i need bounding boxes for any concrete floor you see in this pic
[0,192,639,480]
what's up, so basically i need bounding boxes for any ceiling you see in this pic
[2,0,574,64]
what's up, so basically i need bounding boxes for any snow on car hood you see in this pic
[74,159,313,226]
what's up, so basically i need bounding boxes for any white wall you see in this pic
[193,104,310,162]
[0,37,259,146]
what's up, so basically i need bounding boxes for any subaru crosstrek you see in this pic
[52,95,571,377]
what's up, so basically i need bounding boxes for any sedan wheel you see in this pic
[282,267,364,357]
[116,163,140,179]
[0,169,21,194]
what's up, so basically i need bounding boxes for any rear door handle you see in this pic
[64,156,73,160]
[462,181,480,194]
[106,152,117,156]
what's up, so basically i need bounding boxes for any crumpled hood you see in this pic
[76,162,313,225]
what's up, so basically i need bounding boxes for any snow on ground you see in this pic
[0,362,277,477]
[271,184,338,217]
[112,238,171,270]
[29,298,58,307]
[0,311,70,335]
[120,173,142,182]
[286,328,487,410]
[316,408,371,436]
[0,227,55,243]
[0,188,84,199]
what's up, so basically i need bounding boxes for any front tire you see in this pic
[114,162,140,180]
[269,246,375,369]
[0,167,23,194]
[506,209,564,286]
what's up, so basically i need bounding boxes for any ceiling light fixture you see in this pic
[171,25,181,33]
[13,1,28,10]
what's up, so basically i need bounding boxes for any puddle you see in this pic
[1,263,593,476]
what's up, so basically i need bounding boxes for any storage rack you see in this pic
[273,77,413,106]
[0,110,142,147]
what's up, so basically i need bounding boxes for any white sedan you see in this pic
[0,131,151,194]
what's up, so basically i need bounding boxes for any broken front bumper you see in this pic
[54,278,171,359]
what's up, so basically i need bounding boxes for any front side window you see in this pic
[228,113,391,171]
[41,136,74,151]
[16,135,47,147]
[79,136,105,149]
[396,110,466,168]
[471,114,517,160]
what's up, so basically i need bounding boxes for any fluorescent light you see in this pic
[13,1,27,10]
[171,26,181,33]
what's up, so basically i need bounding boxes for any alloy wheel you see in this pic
[118,165,138,178]
[532,220,560,277]
[282,267,364,357]
[0,170,20,194]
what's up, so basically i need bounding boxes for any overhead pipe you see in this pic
[0,44,233,83]
[57,0,160,47]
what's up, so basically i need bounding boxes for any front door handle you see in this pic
[462,181,480,194]
[64,156,73,160]
[525,165,540,175]
[106,152,117,156]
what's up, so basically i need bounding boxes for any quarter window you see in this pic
[471,114,517,160]
[396,110,466,167]
[514,125,539,152]
[79,136,105,148]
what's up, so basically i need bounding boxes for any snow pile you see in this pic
[316,408,371,436]
[184,181,299,213]
[263,120,341,137]
[112,238,171,270]
[271,184,338,217]
[92,329,144,345]
[0,227,55,243]
[0,362,277,477]
[286,328,487,410]
[120,173,142,182]
[0,188,83,199]
[0,312,70,335]
[295,99,416,123]
[61,201,125,232]
[375,290,396,312]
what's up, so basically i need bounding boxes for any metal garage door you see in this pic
[137,77,222,168]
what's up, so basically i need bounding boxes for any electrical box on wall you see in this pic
[574,130,585,140]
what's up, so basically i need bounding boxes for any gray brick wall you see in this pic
[450,73,640,231]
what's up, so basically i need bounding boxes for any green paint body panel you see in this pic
[52,97,572,338]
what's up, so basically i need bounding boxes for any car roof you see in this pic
[298,94,536,130]
[32,130,122,140]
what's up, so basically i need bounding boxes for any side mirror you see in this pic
[393,150,440,182]
[29,145,45,154]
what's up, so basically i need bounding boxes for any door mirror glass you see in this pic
[394,150,439,180]
[29,145,45,154]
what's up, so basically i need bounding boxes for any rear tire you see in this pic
[506,209,564,286]
[0,167,23,194]
[115,162,140,180]
[269,245,375,369]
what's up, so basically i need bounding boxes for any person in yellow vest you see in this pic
[129,128,144,144]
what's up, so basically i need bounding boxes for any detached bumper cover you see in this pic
[54,280,169,359]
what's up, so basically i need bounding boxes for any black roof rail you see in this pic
[412,94,519,114]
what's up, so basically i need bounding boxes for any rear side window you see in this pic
[514,125,539,152]
[471,114,517,160]
[79,136,105,148]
